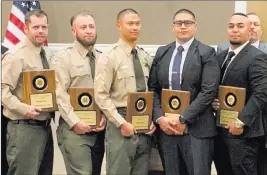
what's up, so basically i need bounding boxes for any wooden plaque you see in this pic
[23,70,58,112]
[217,85,246,127]
[68,88,101,129]
[126,92,153,133]
[161,89,190,120]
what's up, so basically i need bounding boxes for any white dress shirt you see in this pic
[169,37,195,89]
[251,40,260,49]
[221,40,250,81]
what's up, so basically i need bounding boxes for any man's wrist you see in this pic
[235,118,245,128]
[156,116,164,124]
[179,115,187,124]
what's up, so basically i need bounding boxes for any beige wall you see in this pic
[2,1,234,45]
[247,1,267,42]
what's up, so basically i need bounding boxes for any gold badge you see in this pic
[78,93,92,108]
[135,98,146,112]
[225,93,237,107]
[33,75,47,91]
[171,98,179,109]
[169,96,181,110]
[227,95,235,106]
[81,95,90,106]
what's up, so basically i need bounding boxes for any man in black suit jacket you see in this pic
[213,13,267,175]
[148,9,220,175]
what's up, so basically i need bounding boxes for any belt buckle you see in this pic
[28,120,36,125]
[12,120,20,124]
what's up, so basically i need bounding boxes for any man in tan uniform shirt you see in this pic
[1,10,53,175]
[51,11,106,175]
[94,8,155,175]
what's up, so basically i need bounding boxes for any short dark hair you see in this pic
[117,8,139,22]
[25,9,48,25]
[70,10,94,26]
[173,9,196,21]
[232,12,247,17]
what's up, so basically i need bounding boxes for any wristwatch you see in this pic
[234,121,243,129]
[179,116,187,124]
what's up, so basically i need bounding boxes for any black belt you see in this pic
[10,118,52,127]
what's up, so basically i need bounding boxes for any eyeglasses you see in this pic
[173,20,196,27]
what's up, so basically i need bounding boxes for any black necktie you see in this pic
[40,48,49,69]
[131,48,146,92]
[221,51,235,80]
[87,51,95,80]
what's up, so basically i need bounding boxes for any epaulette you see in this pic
[95,48,102,53]
[138,46,150,56]
[2,42,25,59]
[105,43,118,53]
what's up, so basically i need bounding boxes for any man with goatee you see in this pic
[51,11,106,175]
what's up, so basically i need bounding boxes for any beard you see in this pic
[229,40,242,46]
[76,33,97,47]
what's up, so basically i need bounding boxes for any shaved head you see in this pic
[228,13,251,48]
[117,8,139,22]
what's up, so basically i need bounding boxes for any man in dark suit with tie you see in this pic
[212,13,267,175]
[216,12,267,175]
[148,9,220,175]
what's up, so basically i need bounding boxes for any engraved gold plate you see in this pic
[132,115,149,130]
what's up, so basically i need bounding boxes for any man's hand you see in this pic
[212,99,220,111]
[158,117,179,135]
[121,122,136,137]
[173,116,186,135]
[226,122,244,135]
[25,105,42,119]
[145,122,156,136]
[73,121,91,134]
[92,115,106,132]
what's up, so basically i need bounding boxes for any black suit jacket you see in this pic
[217,43,267,138]
[148,39,220,138]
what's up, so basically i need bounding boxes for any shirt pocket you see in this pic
[70,69,91,79]
[117,68,135,92]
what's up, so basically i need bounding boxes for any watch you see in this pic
[179,116,187,124]
[234,121,243,129]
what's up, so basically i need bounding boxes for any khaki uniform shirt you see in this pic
[1,38,52,120]
[94,38,153,127]
[50,40,100,128]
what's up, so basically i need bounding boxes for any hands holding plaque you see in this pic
[160,89,190,135]
[125,92,154,134]
[69,88,102,131]
[23,70,58,112]
[212,85,246,135]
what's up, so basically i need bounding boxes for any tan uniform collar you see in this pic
[23,37,42,55]
[74,40,96,59]
[118,38,137,57]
